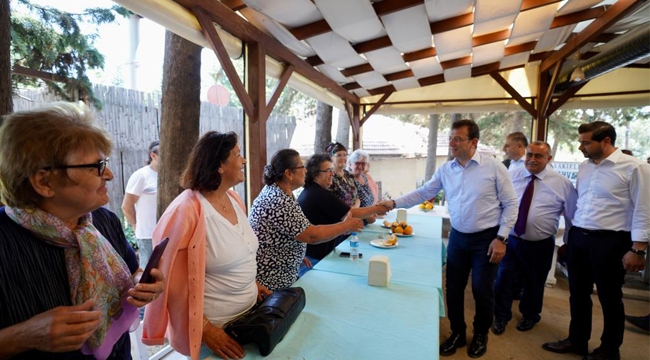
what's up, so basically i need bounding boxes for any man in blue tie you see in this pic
[492,141,577,335]
[379,120,518,358]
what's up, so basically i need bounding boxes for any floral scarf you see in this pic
[6,206,138,360]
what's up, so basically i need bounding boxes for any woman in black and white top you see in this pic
[249,149,365,291]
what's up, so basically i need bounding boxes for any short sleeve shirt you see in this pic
[249,184,311,291]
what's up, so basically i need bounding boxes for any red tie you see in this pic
[514,175,536,236]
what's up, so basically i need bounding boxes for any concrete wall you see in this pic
[369,155,448,199]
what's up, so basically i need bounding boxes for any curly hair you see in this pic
[305,154,332,185]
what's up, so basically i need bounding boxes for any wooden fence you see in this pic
[12,85,296,215]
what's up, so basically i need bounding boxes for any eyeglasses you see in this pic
[290,165,305,170]
[354,162,367,167]
[448,137,469,143]
[44,158,110,177]
[318,168,335,174]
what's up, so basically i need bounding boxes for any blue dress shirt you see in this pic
[395,151,518,238]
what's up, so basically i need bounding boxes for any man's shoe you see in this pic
[492,321,507,335]
[542,338,588,355]
[440,332,466,356]
[467,332,488,358]
[516,318,537,332]
[625,314,650,331]
[582,347,620,360]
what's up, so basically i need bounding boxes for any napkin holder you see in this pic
[368,255,391,287]
[396,209,408,224]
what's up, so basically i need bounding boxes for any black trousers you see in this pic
[446,226,500,334]
[566,226,631,354]
[494,235,555,323]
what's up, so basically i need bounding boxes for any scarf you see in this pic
[6,206,138,359]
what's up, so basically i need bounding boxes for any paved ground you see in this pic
[439,269,650,360]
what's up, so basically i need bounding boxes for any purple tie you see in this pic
[514,175,536,236]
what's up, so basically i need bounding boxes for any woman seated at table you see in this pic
[298,153,388,264]
[325,142,359,207]
[0,102,164,360]
[347,149,375,208]
[143,131,271,360]
[249,149,366,291]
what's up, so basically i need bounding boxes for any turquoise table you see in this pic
[241,270,440,359]
[228,213,446,359]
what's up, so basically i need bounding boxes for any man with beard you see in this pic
[543,121,649,360]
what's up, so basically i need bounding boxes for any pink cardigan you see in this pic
[142,189,245,359]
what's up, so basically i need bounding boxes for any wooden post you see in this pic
[245,42,267,203]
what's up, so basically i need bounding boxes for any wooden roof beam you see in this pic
[541,0,644,72]
[360,92,393,126]
[521,0,562,11]
[490,72,537,118]
[178,0,359,104]
[194,7,255,119]
[550,5,607,29]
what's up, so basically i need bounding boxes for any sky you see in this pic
[18,0,221,96]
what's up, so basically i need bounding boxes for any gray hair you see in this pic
[347,149,370,169]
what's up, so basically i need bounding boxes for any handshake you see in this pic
[377,199,396,211]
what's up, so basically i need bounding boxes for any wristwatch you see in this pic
[629,248,647,256]
[496,235,508,245]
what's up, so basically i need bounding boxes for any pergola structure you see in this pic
[114,0,650,199]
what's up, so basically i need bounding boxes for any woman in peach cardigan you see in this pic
[142,131,270,360]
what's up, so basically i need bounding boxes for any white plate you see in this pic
[370,239,398,248]
[381,224,391,229]
[391,232,414,237]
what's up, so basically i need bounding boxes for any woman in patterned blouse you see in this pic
[249,149,365,291]
[347,149,375,208]
[325,142,359,207]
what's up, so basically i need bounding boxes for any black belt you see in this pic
[574,226,626,236]
[510,235,553,242]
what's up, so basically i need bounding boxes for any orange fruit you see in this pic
[393,226,404,234]
[403,225,413,235]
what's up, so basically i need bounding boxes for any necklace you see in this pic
[217,198,228,211]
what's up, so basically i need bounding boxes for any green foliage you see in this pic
[122,219,138,250]
[10,0,129,108]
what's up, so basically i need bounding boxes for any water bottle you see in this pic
[349,232,359,261]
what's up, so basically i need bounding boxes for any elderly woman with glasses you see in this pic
[250,149,366,291]
[324,142,359,208]
[297,153,388,268]
[143,131,270,360]
[0,103,164,360]
[347,149,375,208]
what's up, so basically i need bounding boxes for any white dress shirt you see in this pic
[395,151,518,238]
[573,149,650,243]
[508,157,525,175]
[509,166,578,241]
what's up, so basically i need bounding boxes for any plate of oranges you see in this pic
[382,221,414,237]
[419,200,434,212]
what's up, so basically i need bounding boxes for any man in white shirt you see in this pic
[379,120,518,358]
[502,132,528,173]
[492,141,577,335]
[543,121,649,360]
[122,140,159,268]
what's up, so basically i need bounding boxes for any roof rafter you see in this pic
[541,0,645,72]
[175,0,359,104]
